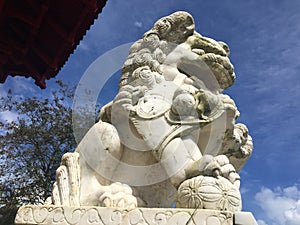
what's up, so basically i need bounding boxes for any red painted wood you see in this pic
[0,0,107,89]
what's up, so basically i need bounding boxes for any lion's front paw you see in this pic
[98,182,137,210]
[198,155,240,188]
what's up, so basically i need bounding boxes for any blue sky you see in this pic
[1,0,300,224]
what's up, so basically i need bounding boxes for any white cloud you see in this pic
[11,77,36,93]
[282,186,300,199]
[0,111,18,123]
[240,187,249,195]
[255,186,300,225]
[257,219,268,225]
[284,200,300,225]
[0,85,7,98]
[134,21,143,28]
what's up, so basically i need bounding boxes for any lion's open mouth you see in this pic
[176,35,236,91]
[199,52,235,90]
[177,52,235,92]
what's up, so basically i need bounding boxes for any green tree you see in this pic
[0,81,77,225]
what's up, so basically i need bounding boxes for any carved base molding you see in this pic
[15,205,257,225]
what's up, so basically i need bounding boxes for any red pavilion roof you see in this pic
[0,0,107,89]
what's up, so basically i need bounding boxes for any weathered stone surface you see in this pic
[15,206,234,225]
[16,11,258,225]
[41,11,253,211]
[234,212,258,225]
[177,176,241,212]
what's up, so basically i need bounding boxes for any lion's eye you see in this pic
[179,25,186,31]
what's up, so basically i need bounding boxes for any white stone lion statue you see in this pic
[46,11,253,212]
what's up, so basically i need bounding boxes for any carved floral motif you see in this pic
[15,206,234,225]
[177,175,242,212]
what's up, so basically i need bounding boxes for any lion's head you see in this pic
[120,11,235,92]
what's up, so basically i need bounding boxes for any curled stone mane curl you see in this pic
[120,11,195,87]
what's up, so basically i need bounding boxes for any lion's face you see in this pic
[180,33,236,91]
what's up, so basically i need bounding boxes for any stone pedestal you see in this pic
[15,206,257,225]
